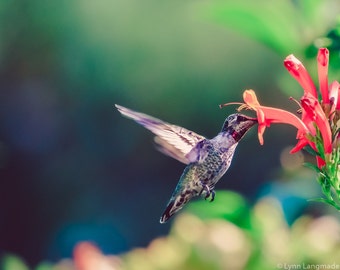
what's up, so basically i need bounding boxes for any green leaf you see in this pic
[309,197,340,211]
[206,1,304,54]
[319,177,332,199]
[303,162,321,173]
[314,134,326,159]
[303,145,321,157]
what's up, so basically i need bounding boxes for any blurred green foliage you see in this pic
[209,0,340,55]
[1,0,340,269]
[1,255,29,270]
[105,193,340,269]
[5,192,339,270]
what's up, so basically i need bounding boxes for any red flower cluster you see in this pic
[222,48,340,169]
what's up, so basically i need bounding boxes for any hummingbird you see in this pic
[115,104,257,223]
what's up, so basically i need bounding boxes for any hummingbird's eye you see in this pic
[229,115,238,124]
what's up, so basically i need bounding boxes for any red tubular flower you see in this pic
[242,90,309,147]
[317,48,329,104]
[283,48,337,167]
[240,90,331,168]
[222,48,338,170]
[284,55,318,98]
[300,93,333,154]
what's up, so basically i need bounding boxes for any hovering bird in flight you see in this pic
[115,105,257,223]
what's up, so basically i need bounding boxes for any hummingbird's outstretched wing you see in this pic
[115,104,205,164]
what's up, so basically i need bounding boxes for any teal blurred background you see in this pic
[1,0,340,267]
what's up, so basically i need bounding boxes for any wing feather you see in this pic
[115,104,205,164]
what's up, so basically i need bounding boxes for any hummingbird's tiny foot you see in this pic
[210,190,215,202]
[200,184,212,200]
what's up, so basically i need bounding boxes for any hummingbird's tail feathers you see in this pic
[159,201,176,223]
[159,191,195,223]
[160,200,187,224]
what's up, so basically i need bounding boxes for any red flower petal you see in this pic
[300,93,333,154]
[316,156,326,168]
[243,90,308,145]
[284,55,318,98]
[290,137,309,153]
[317,48,330,104]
